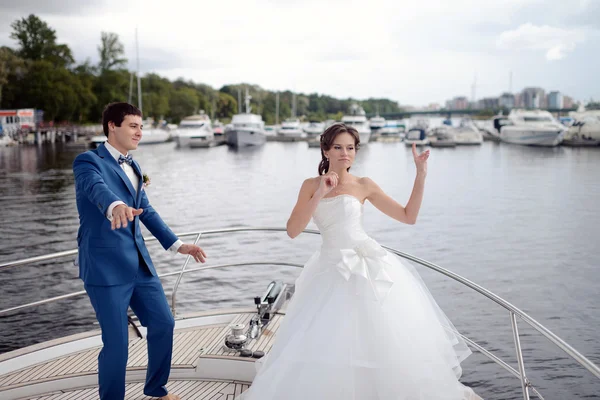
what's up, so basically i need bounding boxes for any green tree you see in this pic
[216,92,237,120]
[169,87,199,123]
[172,78,215,117]
[143,92,170,120]
[89,69,130,122]
[331,111,344,121]
[141,73,171,119]
[0,47,26,106]
[12,60,89,121]
[10,15,74,67]
[297,94,309,117]
[475,108,495,118]
[586,101,600,110]
[72,60,98,121]
[46,44,75,67]
[98,32,127,72]
[261,92,277,124]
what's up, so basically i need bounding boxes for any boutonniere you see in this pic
[142,173,151,190]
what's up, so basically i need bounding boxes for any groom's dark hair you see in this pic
[102,102,143,136]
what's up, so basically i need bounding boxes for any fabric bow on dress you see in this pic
[336,238,394,303]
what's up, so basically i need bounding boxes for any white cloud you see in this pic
[496,23,586,60]
[0,0,598,105]
[578,0,591,10]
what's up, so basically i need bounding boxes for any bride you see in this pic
[239,123,481,399]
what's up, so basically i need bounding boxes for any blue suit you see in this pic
[73,143,177,399]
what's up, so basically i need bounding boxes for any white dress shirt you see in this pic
[104,141,183,253]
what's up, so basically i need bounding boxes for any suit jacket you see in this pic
[73,143,178,286]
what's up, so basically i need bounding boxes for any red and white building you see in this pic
[0,109,37,133]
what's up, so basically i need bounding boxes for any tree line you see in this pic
[0,14,404,125]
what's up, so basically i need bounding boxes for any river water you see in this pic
[0,139,598,399]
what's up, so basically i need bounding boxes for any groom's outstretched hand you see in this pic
[178,244,207,263]
[111,205,143,230]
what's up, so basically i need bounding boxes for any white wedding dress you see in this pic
[239,194,482,399]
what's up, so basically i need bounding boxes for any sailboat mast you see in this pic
[245,88,252,113]
[128,72,133,104]
[275,92,279,126]
[136,28,142,112]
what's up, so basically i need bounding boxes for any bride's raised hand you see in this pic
[316,171,339,197]
[412,143,430,176]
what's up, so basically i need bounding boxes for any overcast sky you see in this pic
[0,0,598,106]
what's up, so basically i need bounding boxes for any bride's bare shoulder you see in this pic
[357,176,377,187]
[303,176,321,187]
[298,176,321,194]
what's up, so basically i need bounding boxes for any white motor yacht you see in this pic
[452,119,483,145]
[564,108,600,146]
[303,121,325,139]
[496,109,565,147]
[277,118,305,139]
[341,104,371,144]
[175,114,215,148]
[404,128,430,146]
[225,89,267,147]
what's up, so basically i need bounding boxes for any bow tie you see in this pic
[118,154,133,166]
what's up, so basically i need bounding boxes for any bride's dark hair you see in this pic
[318,123,360,175]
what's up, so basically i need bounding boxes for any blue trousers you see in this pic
[85,266,175,400]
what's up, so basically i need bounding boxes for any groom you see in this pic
[73,102,206,400]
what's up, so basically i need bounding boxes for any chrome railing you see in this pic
[0,227,599,400]
[380,245,600,393]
